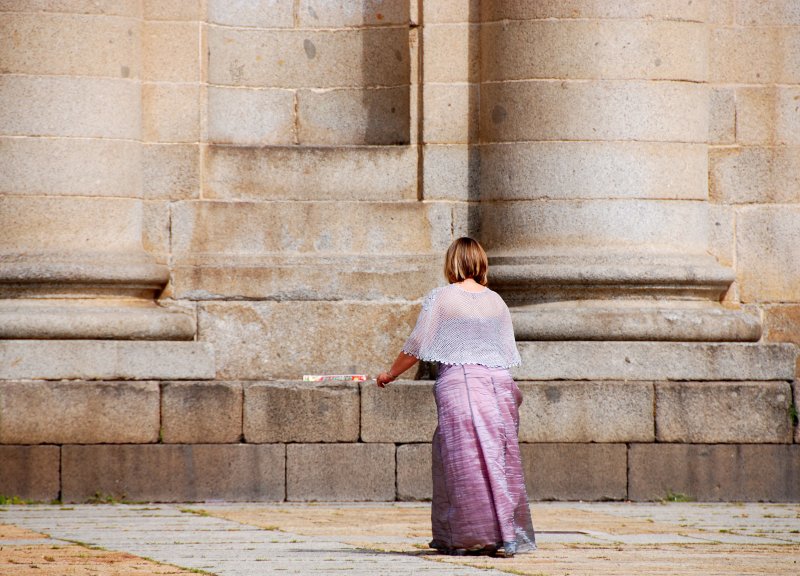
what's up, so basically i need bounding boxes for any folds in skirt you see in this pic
[431,364,536,554]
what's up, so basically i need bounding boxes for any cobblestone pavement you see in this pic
[1,502,798,575]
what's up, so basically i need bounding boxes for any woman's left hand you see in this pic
[376,372,394,388]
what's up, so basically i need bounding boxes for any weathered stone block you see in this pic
[763,305,800,348]
[480,80,708,143]
[0,341,215,380]
[735,86,800,145]
[709,88,735,144]
[297,87,409,145]
[286,443,395,501]
[480,141,707,201]
[0,1,140,17]
[297,0,409,26]
[424,24,478,83]
[521,443,627,501]
[708,203,734,267]
[142,84,200,143]
[0,12,139,78]
[208,0,293,27]
[710,146,800,204]
[710,27,800,84]
[361,381,436,442]
[0,381,159,444]
[737,207,800,302]
[397,444,431,501]
[162,382,243,443]
[144,0,201,21]
[628,444,800,502]
[143,143,200,200]
[62,444,286,502]
[736,0,800,25]
[0,76,140,139]
[515,342,797,382]
[244,382,359,443]
[207,86,294,146]
[171,200,451,259]
[0,446,60,501]
[423,144,478,201]
[142,21,199,82]
[0,137,141,198]
[518,382,654,443]
[423,83,477,144]
[709,0,735,24]
[656,382,793,443]
[424,0,478,23]
[207,28,409,88]
[482,1,707,22]
[198,301,417,379]
[172,254,439,301]
[142,200,170,263]
[481,199,709,256]
[204,144,417,201]
[482,20,706,82]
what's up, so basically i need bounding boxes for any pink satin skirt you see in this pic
[430,364,536,553]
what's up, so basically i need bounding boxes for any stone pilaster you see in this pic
[478,0,759,341]
[0,3,193,339]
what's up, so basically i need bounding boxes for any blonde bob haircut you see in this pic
[444,237,489,286]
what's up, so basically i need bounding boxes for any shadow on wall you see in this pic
[361,0,411,145]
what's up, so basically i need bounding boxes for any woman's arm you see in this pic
[376,351,418,387]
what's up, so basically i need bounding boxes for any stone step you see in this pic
[0,340,215,380]
[514,341,797,381]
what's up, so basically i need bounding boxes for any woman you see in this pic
[376,237,536,557]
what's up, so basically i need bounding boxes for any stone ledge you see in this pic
[0,445,60,501]
[0,381,159,444]
[61,444,285,503]
[361,380,437,442]
[0,340,215,380]
[515,342,797,381]
[521,443,628,501]
[656,381,794,443]
[628,444,800,502]
[161,381,243,444]
[519,381,654,442]
[286,443,395,502]
[244,381,360,443]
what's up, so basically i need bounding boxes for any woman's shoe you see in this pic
[502,541,517,558]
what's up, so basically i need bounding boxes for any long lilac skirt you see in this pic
[431,364,536,553]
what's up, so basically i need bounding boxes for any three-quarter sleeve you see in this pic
[402,288,441,361]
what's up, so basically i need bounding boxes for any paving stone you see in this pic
[0,340,215,380]
[514,342,797,381]
[361,380,436,442]
[521,443,628,501]
[656,382,793,443]
[0,381,159,444]
[286,443,395,501]
[0,445,59,501]
[628,444,800,502]
[162,381,243,443]
[244,381,359,443]
[396,443,432,500]
[61,444,286,502]
[518,381,654,443]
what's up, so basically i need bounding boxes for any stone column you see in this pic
[478,0,759,341]
[0,3,192,339]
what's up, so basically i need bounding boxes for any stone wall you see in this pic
[1,0,799,502]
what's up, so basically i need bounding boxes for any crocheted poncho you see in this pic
[402,284,522,368]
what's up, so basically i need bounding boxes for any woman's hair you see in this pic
[444,237,489,286]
